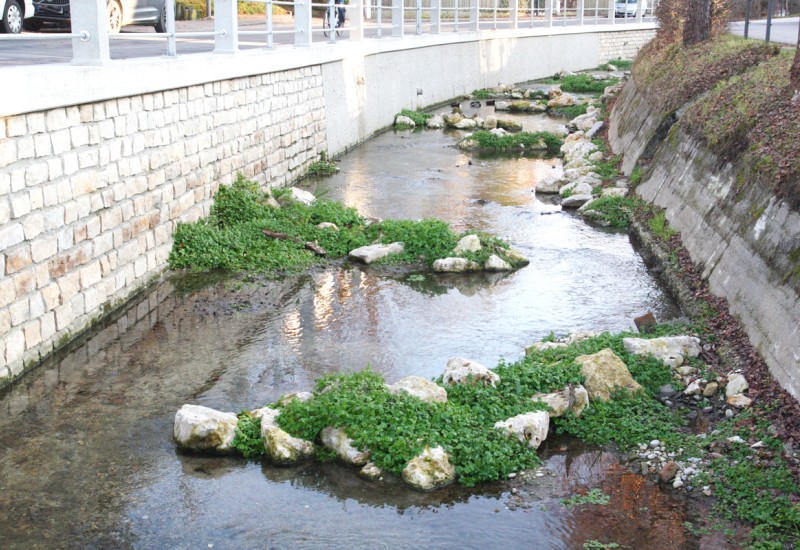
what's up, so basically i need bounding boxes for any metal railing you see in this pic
[0,0,657,65]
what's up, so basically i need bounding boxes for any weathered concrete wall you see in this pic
[611,80,800,399]
[0,26,655,388]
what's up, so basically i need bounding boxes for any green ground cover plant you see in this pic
[562,488,611,507]
[395,109,432,127]
[169,175,518,273]
[550,103,589,119]
[581,196,637,229]
[466,130,563,154]
[558,74,618,94]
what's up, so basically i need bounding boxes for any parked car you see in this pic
[28,0,167,33]
[615,0,646,18]
[1,0,33,34]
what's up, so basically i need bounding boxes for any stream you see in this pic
[0,105,716,549]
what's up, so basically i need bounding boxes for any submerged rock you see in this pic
[320,427,371,466]
[574,348,643,401]
[561,195,593,209]
[503,246,530,267]
[173,404,238,453]
[402,445,456,491]
[622,336,702,369]
[388,376,448,403]
[348,242,404,264]
[443,357,501,387]
[494,410,550,449]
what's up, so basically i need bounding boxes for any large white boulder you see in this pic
[574,348,643,402]
[289,187,316,206]
[443,357,501,387]
[394,115,416,128]
[453,117,478,130]
[484,254,513,271]
[320,427,371,466]
[561,195,594,209]
[425,115,445,129]
[388,376,448,403]
[622,336,702,369]
[402,445,456,491]
[559,181,594,197]
[173,404,239,453]
[531,384,589,417]
[277,392,314,407]
[348,242,404,264]
[453,234,482,254]
[726,373,749,397]
[432,257,480,272]
[494,410,550,449]
[255,406,315,465]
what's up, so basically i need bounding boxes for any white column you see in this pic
[577,0,584,25]
[608,0,615,24]
[351,0,365,39]
[510,0,518,28]
[166,0,177,56]
[468,0,479,31]
[431,0,441,33]
[636,0,644,22]
[392,0,404,37]
[70,0,109,65]
[544,0,552,27]
[214,0,238,54]
[294,0,312,46]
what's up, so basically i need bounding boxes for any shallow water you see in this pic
[0,109,706,549]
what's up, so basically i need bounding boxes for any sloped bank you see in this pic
[609,38,800,400]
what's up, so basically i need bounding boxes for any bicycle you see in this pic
[322,0,346,37]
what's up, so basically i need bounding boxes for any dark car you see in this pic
[28,0,167,33]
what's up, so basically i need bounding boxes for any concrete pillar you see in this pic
[577,0,584,25]
[392,0,404,37]
[544,0,553,27]
[166,0,177,56]
[608,0,615,24]
[468,0,479,31]
[295,0,312,45]
[510,0,518,29]
[351,0,365,40]
[431,0,441,33]
[70,0,110,65]
[214,0,238,54]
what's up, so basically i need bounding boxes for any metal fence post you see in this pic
[166,0,177,56]
[636,0,643,22]
[295,0,312,45]
[431,0,441,33]
[607,0,614,24]
[392,0,404,37]
[766,0,774,43]
[468,0,479,31]
[544,0,552,27]
[744,0,751,39]
[214,0,238,53]
[70,0,109,65]
[510,0,519,28]
[577,0,584,25]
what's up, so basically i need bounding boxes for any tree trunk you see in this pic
[684,0,712,45]
[791,46,800,94]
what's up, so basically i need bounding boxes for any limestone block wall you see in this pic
[598,29,656,63]
[0,67,326,384]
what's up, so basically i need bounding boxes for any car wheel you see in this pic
[1,0,23,34]
[108,0,122,34]
[154,3,167,33]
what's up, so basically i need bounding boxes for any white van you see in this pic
[615,0,647,18]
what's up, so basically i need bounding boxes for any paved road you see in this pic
[730,16,800,45]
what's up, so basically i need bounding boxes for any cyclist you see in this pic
[335,0,346,28]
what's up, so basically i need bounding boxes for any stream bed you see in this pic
[0,108,724,549]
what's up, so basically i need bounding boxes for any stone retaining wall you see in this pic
[0,67,326,384]
[598,29,656,63]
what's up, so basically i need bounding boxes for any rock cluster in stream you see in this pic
[173,331,728,493]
